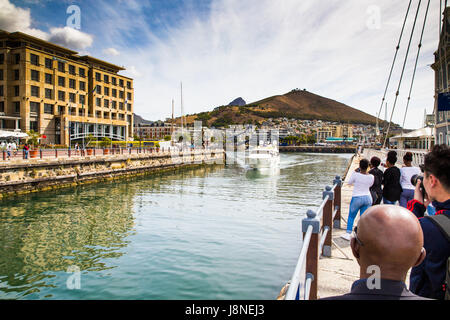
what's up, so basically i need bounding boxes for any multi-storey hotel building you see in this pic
[0,30,134,146]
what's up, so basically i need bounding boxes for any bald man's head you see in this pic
[351,205,426,281]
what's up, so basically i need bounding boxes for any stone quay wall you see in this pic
[0,149,225,199]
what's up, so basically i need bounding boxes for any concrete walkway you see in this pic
[317,153,361,298]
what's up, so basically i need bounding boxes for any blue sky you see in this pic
[0,0,444,129]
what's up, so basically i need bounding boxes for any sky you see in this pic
[0,0,444,129]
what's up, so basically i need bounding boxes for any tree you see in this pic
[26,130,41,148]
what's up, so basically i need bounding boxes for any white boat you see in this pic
[247,142,280,170]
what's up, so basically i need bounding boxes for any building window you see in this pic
[95,72,101,81]
[119,79,124,87]
[112,88,117,97]
[44,103,53,114]
[58,90,65,101]
[127,103,131,111]
[0,85,3,96]
[0,69,3,80]
[96,97,101,107]
[0,101,3,113]
[104,75,109,83]
[69,79,76,89]
[112,101,117,109]
[104,87,109,96]
[112,77,116,85]
[45,58,53,69]
[31,69,39,81]
[30,102,39,113]
[14,85,19,96]
[79,68,85,78]
[58,61,65,72]
[79,95,86,105]
[45,88,53,99]
[30,53,39,66]
[127,81,131,89]
[58,76,65,87]
[127,92,132,100]
[14,69,19,80]
[119,102,124,110]
[29,121,38,131]
[79,81,86,91]
[104,99,109,108]
[31,85,39,97]
[69,93,76,103]
[69,65,76,75]
[0,53,4,64]
[96,85,101,94]
[14,102,20,113]
[119,91,124,99]
[14,53,20,64]
[45,73,53,84]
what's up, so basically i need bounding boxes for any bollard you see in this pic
[322,186,334,257]
[303,209,320,300]
[40,149,43,159]
[55,149,58,158]
[2,150,5,161]
[333,176,342,229]
[68,148,71,158]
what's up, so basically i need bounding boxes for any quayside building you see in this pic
[0,30,134,146]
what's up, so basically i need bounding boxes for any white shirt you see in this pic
[400,166,422,190]
[348,172,374,197]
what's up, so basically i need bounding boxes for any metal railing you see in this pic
[285,175,342,300]
[362,148,427,166]
[1,146,224,162]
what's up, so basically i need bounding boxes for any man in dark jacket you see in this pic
[321,205,428,300]
[407,144,450,300]
[369,156,383,205]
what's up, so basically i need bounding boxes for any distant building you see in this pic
[390,127,434,150]
[316,124,353,142]
[134,121,176,140]
[0,30,134,146]
[432,6,450,145]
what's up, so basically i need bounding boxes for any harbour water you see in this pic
[0,153,352,300]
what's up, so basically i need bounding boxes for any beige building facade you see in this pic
[0,30,133,146]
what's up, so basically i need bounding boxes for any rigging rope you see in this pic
[376,0,413,136]
[383,0,422,148]
[400,0,431,135]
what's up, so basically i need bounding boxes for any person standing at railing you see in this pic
[382,151,402,205]
[369,156,383,205]
[399,152,421,208]
[23,143,29,160]
[341,158,374,241]
[321,205,429,300]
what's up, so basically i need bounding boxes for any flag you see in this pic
[438,92,450,111]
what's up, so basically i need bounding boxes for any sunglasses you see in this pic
[353,226,364,246]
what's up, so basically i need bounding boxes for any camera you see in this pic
[411,174,426,200]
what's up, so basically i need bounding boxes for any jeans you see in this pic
[399,189,415,208]
[346,195,372,233]
[383,197,397,205]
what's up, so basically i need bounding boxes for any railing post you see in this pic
[55,149,58,158]
[68,147,71,158]
[322,186,334,257]
[40,149,43,159]
[333,176,342,229]
[2,150,5,161]
[303,210,320,300]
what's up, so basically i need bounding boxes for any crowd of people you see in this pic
[326,144,450,300]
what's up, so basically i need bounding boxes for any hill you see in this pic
[173,89,390,127]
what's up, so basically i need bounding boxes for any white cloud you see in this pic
[0,0,94,51]
[102,47,120,56]
[48,26,93,50]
